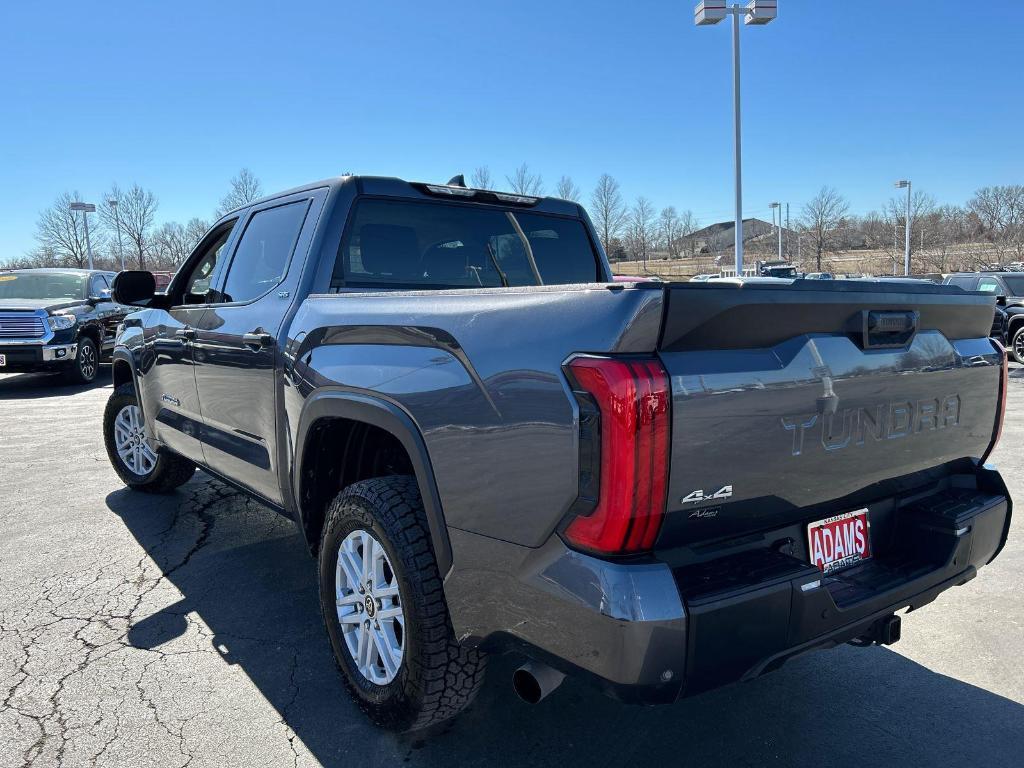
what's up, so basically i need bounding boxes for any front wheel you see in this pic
[1011,325,1024,365]
[63,336,98,384]
[319,476,486,731]
[103,383,196,492]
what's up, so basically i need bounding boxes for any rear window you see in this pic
[945,276,977,290]
[1001,276,1024,296]
[331,199,600,290]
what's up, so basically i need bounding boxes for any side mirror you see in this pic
[112,271,156,307]
[997,295,1007,307]
[87,288,112,304]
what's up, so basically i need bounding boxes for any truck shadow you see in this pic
[106,478,1024,768]
[0,368,110,399]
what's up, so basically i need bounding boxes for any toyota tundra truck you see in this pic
[104,175,1012,731]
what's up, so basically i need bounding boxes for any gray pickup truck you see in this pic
[105,176,1012,731]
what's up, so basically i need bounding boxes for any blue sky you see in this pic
[2,0,1022,257]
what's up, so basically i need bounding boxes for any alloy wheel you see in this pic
[1014,330,1024,363]
[79,343,97,380]
[335,529,405,685]
[113,405,158,476]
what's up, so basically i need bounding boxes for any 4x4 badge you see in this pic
[681,485,733,505]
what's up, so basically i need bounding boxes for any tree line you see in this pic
[8,169,263,272]
[10,162,1023,276]
[480,164,1024,274]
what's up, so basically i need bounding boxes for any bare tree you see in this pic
[32,191,104,268]
[217,168,263,217]
[151,222,191,268]
[102,184,158,270]
[627,197,657,264]
[659,207,682,258]
[555,175,581,202]
[968,185,1024,260]
[506,163,544,196]
[589,174,627,254]
[184,218,210,251]
[470,166,492,189]
[800,186,850,271]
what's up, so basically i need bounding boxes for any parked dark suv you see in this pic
[944,271,1024,362]
[0,268,129,383]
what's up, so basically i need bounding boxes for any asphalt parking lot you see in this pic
[1,367,1022,768]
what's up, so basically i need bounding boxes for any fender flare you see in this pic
[110,348,137,389]
[293,388,453,575]
[1006,310,1024,334]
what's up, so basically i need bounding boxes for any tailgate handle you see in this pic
[861,310,919,349]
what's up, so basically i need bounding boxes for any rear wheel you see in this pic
[103,383,196,492]
[319,476,486,731]
[63,336,98,384]
[1011,324,1024,365]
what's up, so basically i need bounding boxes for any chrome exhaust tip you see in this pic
[512,661,565,704]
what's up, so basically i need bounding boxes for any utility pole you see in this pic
[695,0,777,277]
[895,179,912,275]
[770,202,782,260]
[69,202,96,270]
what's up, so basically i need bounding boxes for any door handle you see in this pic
[242,331,274,350]
[175,327,197,342]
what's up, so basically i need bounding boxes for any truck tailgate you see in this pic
[656,281,1003,548]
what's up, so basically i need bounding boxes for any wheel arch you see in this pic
[294,389,453,575]
[77,322,103,348]
[112,351,135,390]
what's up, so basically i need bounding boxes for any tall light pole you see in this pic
[895,180,912,275]
[69,202,96,270]
[695,0,777,276]
[108,198,126,271]
[769,201,782,260]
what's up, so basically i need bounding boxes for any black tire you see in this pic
[63,335,98,384]
[319,476,486,731]
[1011,324,1024,365]
[103,383,196,493]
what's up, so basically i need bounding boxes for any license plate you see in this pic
[807,509,871,574]
[0,354,5,367]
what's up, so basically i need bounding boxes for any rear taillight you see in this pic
[562,356,671,556]
[982,341,1009,463]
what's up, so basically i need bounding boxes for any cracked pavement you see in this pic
[1,368,1023,767]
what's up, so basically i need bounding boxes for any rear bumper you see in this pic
[444,464,1011,704]
[0,343,78,373]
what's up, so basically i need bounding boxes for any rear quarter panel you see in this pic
[283,284,664,547]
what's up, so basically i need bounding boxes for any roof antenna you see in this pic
[447,173,466,187]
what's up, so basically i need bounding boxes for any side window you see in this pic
[978,278,1000,293]
[219,201,309,304]
[178,222,235,305]
[89,274,109,298]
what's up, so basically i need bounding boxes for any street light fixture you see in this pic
[107,198,126,271]
[895,179,912,276]
[69,202,96,270]
[769,201,782,260]
[695,1,778,276]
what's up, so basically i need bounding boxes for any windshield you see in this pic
[1001,276,1024,296]
[332,199,601,290]
[0,273,88,301]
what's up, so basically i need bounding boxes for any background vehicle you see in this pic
[802,272,834,280]
[945,272,1024,362]
[689,273,715,282]
[105,176,1011,732]
[0,268,128,383]
[757,260,798,278]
